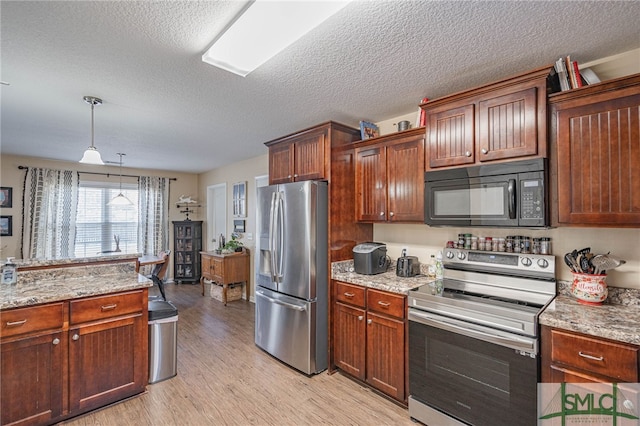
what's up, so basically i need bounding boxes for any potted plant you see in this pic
[222,233,244,253]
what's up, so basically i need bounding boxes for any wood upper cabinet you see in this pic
[355,128,425,223]
[541,325,640,383]
[68,290,148,415]
[549,74,640,226]
[332,281,407,403]
[266,121,361,185]
[1,303,65,426]
[424,65,551,170]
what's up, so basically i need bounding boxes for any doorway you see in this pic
[206,183,227,252]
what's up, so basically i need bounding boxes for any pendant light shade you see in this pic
[108,153,133,206]
[79,96,104,165]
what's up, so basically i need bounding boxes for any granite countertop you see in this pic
[13,253,140,270]
[332,259,432,295]
[539,285,640,346]
[0,263,152,310]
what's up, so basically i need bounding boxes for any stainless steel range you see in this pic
[408,248,556,426]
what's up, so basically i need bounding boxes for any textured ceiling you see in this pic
[1,1,639,173]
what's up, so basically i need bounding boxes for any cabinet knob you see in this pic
[465,151,472,157]
[357,315,364,321]
[481,148,488,154]
[52,338,60,345]
[293,174,298,178]
[72,334,80,341]
[367,319,372,325]
[389,212,394,216]
[287,175,292,179]
[379,212,385,216]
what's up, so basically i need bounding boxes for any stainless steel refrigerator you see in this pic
[255,180,328,375]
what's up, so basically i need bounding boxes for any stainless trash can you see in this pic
[148,300,178,384]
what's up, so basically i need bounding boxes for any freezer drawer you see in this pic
[255,287,327,375]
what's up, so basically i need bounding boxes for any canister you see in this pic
[497,238,506,252]
[505,236,514,253]
[521,236,531,254]
[532,238,541,254]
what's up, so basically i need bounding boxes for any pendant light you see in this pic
[79,96,105,165]
[108,153,133,206]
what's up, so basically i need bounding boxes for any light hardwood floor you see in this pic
[61,284,415,425]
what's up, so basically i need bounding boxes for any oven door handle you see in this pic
[408,309,537,354]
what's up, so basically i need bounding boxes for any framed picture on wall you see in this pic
[0,216,12,236]
[233,181,247,218]
[0,187,12,208]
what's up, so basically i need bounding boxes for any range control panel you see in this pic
[442,248,556,280]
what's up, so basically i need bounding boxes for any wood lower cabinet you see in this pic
[423,65,551,170]
[265,121,361,185]
[541,325,640,383]
[68,291,147,414]
[333,281,407,403]
[0,290,148,426]
[355,128,425,222]
[1,302,65,426]
[549,73,640,226]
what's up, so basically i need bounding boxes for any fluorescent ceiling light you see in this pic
[202,0,350,77]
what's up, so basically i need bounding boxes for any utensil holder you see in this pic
[570,273,607,305]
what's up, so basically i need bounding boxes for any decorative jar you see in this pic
[570,273,607,305]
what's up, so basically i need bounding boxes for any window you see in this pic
[75,181,139,257]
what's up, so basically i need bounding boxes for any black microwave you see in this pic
[424,159,549,228]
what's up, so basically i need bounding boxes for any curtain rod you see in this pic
[18,166,177,181]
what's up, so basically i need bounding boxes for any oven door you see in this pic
[409,310,538,426]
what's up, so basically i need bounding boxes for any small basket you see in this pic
[570,273,607,305]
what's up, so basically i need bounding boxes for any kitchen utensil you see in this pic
[564,253,579,272]
[591,254,626,275]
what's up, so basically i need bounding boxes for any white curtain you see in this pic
[22,168,79,259]
[138,176,169,256]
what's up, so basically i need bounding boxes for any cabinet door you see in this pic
[355,145,387,221]
[555,90,640,225]
[269,142,294,184]
[201,254,212,281]
[334,302,366,380]
[69,314,146,414]
[387,135,425,222]
[293,132,327,182]
[478,87,538,162]
[366,311,405,401]
[426,103,475,168]
[211,257,224,283]
[1,331,65,425]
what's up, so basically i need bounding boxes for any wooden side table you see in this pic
[200,249,250,305]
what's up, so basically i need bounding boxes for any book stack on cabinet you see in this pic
[554,55,601,91]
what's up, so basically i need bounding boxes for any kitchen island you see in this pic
[0,258,152,426]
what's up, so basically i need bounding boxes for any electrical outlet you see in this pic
[246,233,253,240]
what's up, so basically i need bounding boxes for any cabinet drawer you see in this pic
[550,329,639,382]
[1,302,65,339]
[70,290,144,324]
[367,289,405,319]
[335,282,366,308]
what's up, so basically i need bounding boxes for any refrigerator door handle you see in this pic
[276,192,284,281]
[269,192,278,283]
[256,289,307,312]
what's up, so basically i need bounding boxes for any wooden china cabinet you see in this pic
[548,73,640,226]
[173,220,203,284]
[422,65,552,170]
